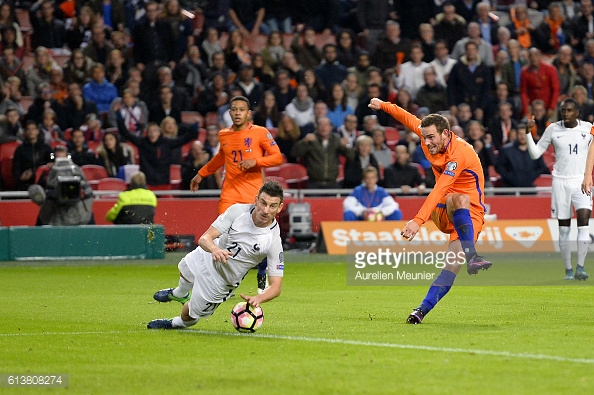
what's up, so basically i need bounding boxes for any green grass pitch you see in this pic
[1,252,593,394]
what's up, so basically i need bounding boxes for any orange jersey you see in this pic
[380,103,486,226]
[198,123,282,213]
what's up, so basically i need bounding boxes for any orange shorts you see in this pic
[430,194,483,242]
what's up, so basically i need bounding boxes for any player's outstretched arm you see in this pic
[582,141,594,195]
[240,276,282,307]
[368,98,422,137]
[199,226,232,263]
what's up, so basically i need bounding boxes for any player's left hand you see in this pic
[368,98,384,111]
[238,158,257,170]
[401,220,420,242]
[582,175,593,196]
[240,293,262,308]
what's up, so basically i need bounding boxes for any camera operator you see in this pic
[28,146,95,226]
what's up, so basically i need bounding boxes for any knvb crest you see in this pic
[244,137,253,148]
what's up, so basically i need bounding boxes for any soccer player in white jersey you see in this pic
[147,180,285,329]
[526,99,592,281]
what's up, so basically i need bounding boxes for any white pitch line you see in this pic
[2,329,593,365]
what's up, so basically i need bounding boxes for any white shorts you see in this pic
[551,177,592,219]
[178,249,235,319]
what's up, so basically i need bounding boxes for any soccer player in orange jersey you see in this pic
[368,98,492,324]
[190,96,282,292]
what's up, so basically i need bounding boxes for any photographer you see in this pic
[28,146,95,226]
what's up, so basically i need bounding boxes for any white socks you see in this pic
[577,226,590,268]
[172,276,192,298]
[559,226,572,270]
[172,316,199,328]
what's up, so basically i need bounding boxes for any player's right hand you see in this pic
[368,98,383,111]
[190,174,203,191]
[526,116,536,132]
[582,175,593,196]
[401,220,420,242]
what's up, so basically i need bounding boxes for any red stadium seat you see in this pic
[534,174,552,187]
[0,140,20,160]
[205,112,219,127]
[96,177,127,192]
[278,163,308,189]
[181,111,204,127]
[181,139,196,159]
[265,175,290,189]
[488,166,502,188]
[81,164,109,190]
[170,164,182,189]
[35,164,50,184]
[264,166,281,177]
[410,162,425,178]
[0,157,15,190]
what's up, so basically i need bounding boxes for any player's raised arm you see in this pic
[368,98,422,138]
[525,116,552,159]
[198,226,232,264]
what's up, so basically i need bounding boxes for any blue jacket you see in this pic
[83,78,119,112]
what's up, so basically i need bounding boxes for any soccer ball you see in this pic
[365,208,384,222]
[230,302,264,333]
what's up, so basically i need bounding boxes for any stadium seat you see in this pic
[534,174,553,187]
[181,111,204,126]
[265,175,290,189]
[543,146,555,172]
[63,128,72,141]
[336,164,344,184]
[410,162,425,178]
[87,140,101,154]
[81,164,109,189]
[35,164,50,184]
[384,127,401,145]
[96,177,127,192]
[268,127,278,138]
[279,163,308,189]
[198,128,207,142]
[170,164,182,189]
[264,166,281,177]
[0,157,15,190]
[488,166,502,188]
[0,140,20,161]
[205,112,219,127]
[181,139,196,159]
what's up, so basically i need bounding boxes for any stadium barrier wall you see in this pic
[0,225,165,261]
[0,196,552,242]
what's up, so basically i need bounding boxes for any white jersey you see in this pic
[526,120,593,179]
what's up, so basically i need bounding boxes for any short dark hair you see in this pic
[259,180,284,203]
[230,95,250,109]
[560,97,578,108]
[420,113,450,133]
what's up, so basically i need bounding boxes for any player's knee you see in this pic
[449,193,470,210]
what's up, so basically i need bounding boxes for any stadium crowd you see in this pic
[0,0,592,193]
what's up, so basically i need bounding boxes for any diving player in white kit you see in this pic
[526,98,591,280]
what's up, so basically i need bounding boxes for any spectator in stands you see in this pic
[507,4,546,49]
[529,99,552,141]
[447,41,492,122]
[294,0,337,35]
[107,88,147,133]
[372,21,412,73]
[418,23,437,63]
[82,23,115,65]
[67,129,97,166]
[538,3,569,54]
[394,44,431,100]
[492,26,512,56]
[105,171,157,224]
[315,44,348,90]
[465,120,497,186]
[0,47,26,88]
[335,29,360,69]
[251,52,275,90]
[223,29,252,74]
[383,144,426,194]
[367,67,390,100]
[326,83,354,129]
[568,0,594,53]
[394,90,419,128]
[496,124,549,187]
[132,1,174,85]
[173,45,207,101]
[291,116,355,189]
[583,38,594,64]
[39,109,63,144]
[302,68,325,103]
[558,0,580,20]
[200,27,223,69]
[196,72,228,117]
[356,0,396,54]
[118,121,197,186]
[232,64,265,109]
[0,85,20,117]
[370,126,392,169]
[12,120,52,191]
[149,85,182,125]
[552,45,582,104]
[313,100,330,124]
[82,63,118,114]
[261,31,285,70]
[415,66,448,114]
[29,0,66,49]
[501,39,526,100]
[433,2,467,51]
[279,51,305,88]
[488,101,519,149]
[1,107,23,141]
[284,83,315,132]
[335,113,359,149]
[453,0,482,23]
[29,145,95,226]
[343,166,402,221]
[207,51,236,86]
[291,26,323,70]
[271,69,296,112]
[348,51,372,92]
[343,72,362,111]
[571,84,594,122]
[181,140,221,190]
[520,47,561,118]
[343,134,380,189]
[26,82,62,125]
[203,125,220,156]
[228,0,268,36]
[429,40,458,88]
[155,66,191,111]
[65,5,96,51]
[0,4,22,48]
[473,2,499,46]
[88,0,125,31]
[161,0,194,62]
[355,83,390,128]
[160,116,183,164]
[252,90,281,129]
[96,129,135,177]
[5,76,23,106]
[274,113,300,161]
[579,60,594,100]
[48,67,68,105]
[62,49,94,86]
[105,49,128,95]
[451,22,495,67]
[62,81,99,130]
[26,46,57,97]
